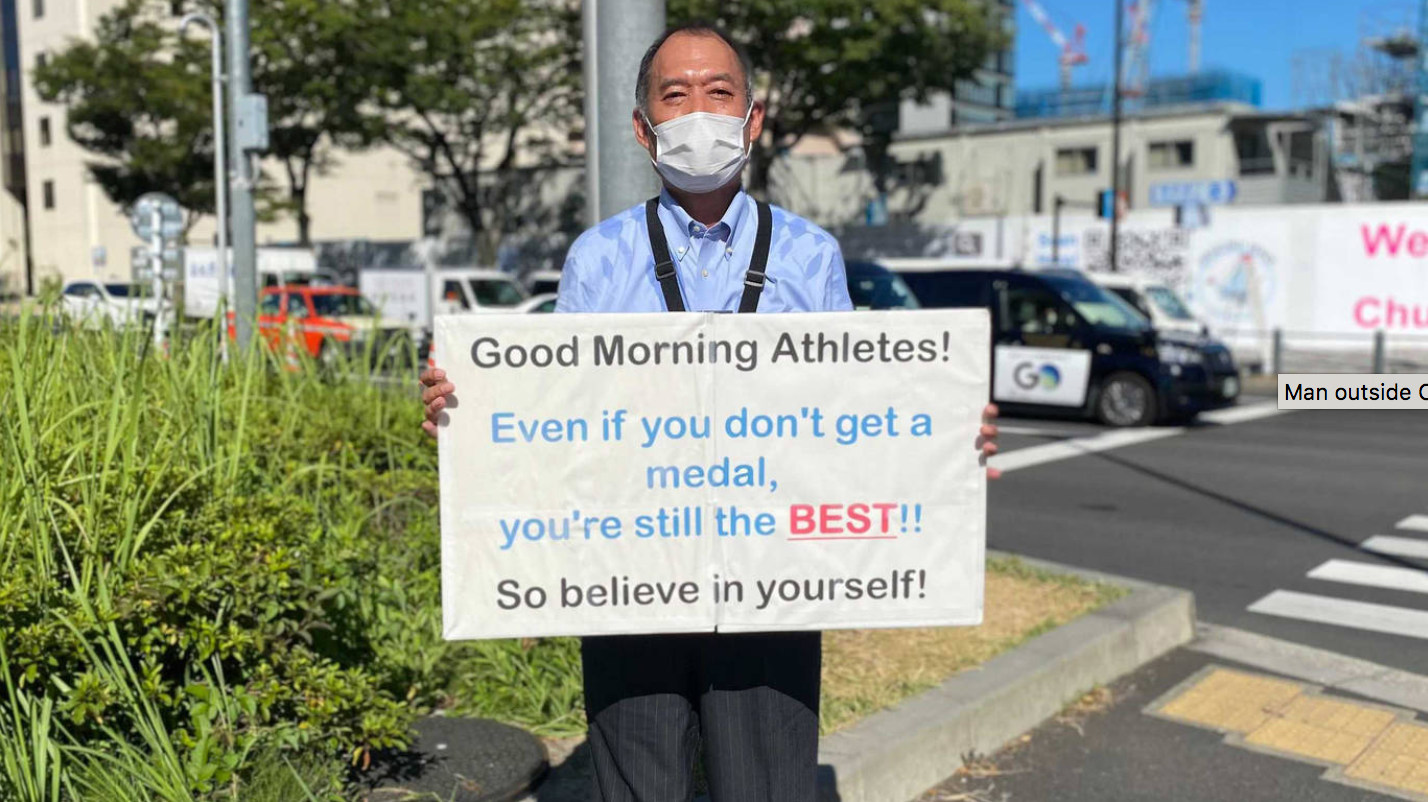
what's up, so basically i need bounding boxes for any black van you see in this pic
[895,267,1239,426]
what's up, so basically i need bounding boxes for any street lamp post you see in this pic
[226,0,264,352]
[582,0,664,225]
[1109,0,1124,273]
[180,13,228,324]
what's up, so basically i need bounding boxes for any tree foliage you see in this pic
[34,0,380,243]
[351,0,581,259]
[670,0,1009,196]
[34,1,219,223]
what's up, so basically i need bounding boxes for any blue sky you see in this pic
[1013,0,1422,109]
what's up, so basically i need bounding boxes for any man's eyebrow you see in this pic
[706,72,737,85]
[658,77,691,92]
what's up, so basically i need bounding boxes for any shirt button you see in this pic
[677,246,686,254]
[702,270,709,278]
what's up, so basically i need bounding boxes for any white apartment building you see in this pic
[774,103,1334,228]
[10,0,425,292]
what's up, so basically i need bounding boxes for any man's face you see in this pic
[632,32,765,162]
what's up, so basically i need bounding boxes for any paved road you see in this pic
[990,398,1428,675]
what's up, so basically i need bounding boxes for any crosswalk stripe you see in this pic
[1198,402,1285,425]
[1306,559,1428,595]
[1361,535,1428,561]
[1248,590,1428,641]
[1396,515,1428,532]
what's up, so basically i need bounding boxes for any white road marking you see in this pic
[1361,535,1428,561]
[989,427,1184,474]
[996,425,1079,437]
[1395,515,1428,532]
[1248,590,1428,641]
[1199,402,1285,425]
[1306,559,1428,595]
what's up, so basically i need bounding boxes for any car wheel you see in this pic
[1095,372,1156,427]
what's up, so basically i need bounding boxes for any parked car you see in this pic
[1088,273,1207,338]
[515,293,558,313]
[845,261,920,310]
[231,285,404,367]
[524,269,562,296]
[60,281,165,329]
[894,266,1239,426]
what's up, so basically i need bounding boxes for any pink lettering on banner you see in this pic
[1361,223,1428,258]
[1352,296,1428,329]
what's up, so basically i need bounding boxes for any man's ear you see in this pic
[632,109,656,156]
[747,99,765,147]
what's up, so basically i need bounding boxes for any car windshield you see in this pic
[529,279,561,296]
[310,293,375,317]
[1146,286,1196,321]
[104,283,151,298]
[1043,275,1150,331]
[848,269,921,309]
[470,278,527,307]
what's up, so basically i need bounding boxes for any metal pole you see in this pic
[181,14,228,332]
[226,0,257,351]
[1271,328,1282,375]
[1373,329,1386,374]
[150,206,165,350]
[584,0,663,226]
[1052,195,1062,265]
[1109,0,1123,273]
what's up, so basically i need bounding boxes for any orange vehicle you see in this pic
[229,285,400,367]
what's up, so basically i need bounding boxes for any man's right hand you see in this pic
[420,367,455,439]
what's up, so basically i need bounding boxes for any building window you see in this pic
[1055,147,1098,176]
[32,0,42,18]
[34,53,46,71]
[42,180,54,209]
[1149,140,1194,169]
[170,0,184,15]
[38,116,50,147]
[1235,131,1275,176]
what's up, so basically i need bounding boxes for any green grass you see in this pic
[0,309,585,800]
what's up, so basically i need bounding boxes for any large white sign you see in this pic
[992,346,1091,407]
[436,311,990,640]
[182,247,317,318]
[1314,210,1428,334]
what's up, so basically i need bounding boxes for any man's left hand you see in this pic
[978,403,1001,481]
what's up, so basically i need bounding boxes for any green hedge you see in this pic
[0,313,583,801]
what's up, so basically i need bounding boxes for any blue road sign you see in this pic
[1149,180,1237,207]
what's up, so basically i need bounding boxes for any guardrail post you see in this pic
[1373,330,1386,374]
[1271,328,1282,375]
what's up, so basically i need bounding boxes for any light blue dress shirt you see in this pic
[555,189,853,314]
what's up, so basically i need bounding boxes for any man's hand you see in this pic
[420,367,456,439]
[979,403,1001,481]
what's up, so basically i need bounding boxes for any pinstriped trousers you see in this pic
[582,631,822,802]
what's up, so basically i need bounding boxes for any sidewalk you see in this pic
[919,644,1428,802]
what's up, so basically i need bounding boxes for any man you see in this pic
[420,23,1000,802]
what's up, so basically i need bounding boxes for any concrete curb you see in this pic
[816,553,1196,802]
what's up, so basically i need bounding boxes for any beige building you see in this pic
[10,0,425,292]
[773,103,1334,228]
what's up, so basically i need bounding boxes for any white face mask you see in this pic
[644,106,752,194]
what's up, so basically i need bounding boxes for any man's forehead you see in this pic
[650,31,744,81]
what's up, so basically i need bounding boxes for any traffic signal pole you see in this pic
[582,0,664,225]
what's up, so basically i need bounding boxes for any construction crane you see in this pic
[1124,0,1203,96]
[1186,0,1203,73]
[1121,0,1155,97]
[1021,0,1088,91]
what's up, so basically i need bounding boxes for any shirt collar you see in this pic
[659,187,748,241]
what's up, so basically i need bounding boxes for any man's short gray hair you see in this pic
[634,23,755,118]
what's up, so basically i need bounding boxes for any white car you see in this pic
[1088,273,1207,339]
[60,281,165,329]
[515,292,557,313]
[524,269,562,296]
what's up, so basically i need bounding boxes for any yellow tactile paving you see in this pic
[1156,667,1305,733]
[1244,695,1398,765]
[1345,722,1428,797]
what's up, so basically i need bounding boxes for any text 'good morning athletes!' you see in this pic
[470,330,961,373]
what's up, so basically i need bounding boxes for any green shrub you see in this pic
[0,311,586,799]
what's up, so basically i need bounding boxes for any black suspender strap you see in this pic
[645,196,774,314]
[739,200,772,314]
[645,197,685,312]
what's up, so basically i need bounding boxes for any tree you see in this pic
[35,0,378,244]
[352,0,581,260]
[670,0,1008,196]
[34,2,219,227]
